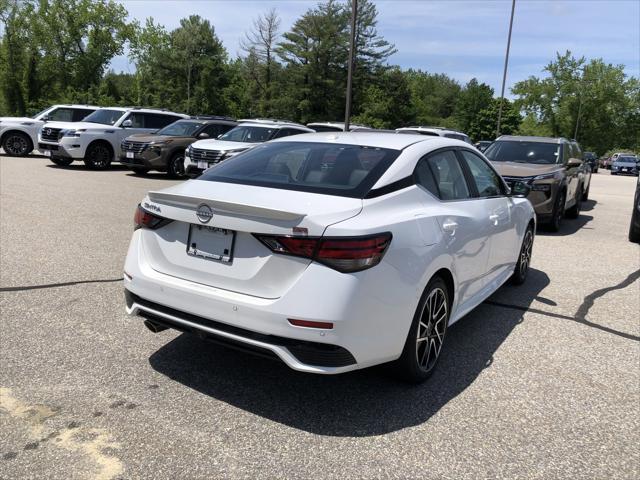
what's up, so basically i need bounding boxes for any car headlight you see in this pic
[532,170,563,182]
[221,148,248,160]
[62,129,84,138]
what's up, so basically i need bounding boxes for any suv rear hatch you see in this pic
[140,180,362,298]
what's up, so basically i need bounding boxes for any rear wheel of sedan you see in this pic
[2,132,32,156]
[84,142,112,170]
[510,226,533,285]
[394,277,449,383]
[167,152,186,178]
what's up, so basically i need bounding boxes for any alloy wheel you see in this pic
[170,154,186,177]
[416,287,448,373]
[91,145,111,169]
[5,134,28,155]
[518,229,533,278]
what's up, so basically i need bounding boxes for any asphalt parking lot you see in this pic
[1,155,639,480]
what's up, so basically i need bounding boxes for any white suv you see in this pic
[397,126,472,144]
[184,119,314,176]
[0,104,98,156]
[38,107,188,169]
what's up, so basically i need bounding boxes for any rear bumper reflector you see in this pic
[288,318,334,329]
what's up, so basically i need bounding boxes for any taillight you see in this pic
[134,205,172,230]
[254,232,392,273]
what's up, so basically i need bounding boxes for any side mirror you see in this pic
[122,119,132,128]
[508,181,531,198]
[217,134,223,139]
[41,115,50,122]
[198,132,210,139]
[567,158,582,168]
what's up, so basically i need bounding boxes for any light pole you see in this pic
[496,0,516,138]
[344,0,358,132]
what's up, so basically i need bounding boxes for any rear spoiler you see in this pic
[148,191,307,222]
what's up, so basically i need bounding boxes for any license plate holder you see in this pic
[126,151,134,159]
[197,160,208,169]
[187,224,234,263]
[43,149,51,157]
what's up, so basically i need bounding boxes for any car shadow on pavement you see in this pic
[148,269,550,437]
[537,213,594,237]
[45,164,130,171]
[580,199,598,212]
[124,172,182,181]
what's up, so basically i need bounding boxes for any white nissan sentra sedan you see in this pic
[124,133,535,382]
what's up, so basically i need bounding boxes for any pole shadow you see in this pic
[148,269,550,437]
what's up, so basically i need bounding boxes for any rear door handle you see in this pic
[442,221,458,234]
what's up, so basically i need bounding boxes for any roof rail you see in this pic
[190,115,237,121]
[238,118,297,124]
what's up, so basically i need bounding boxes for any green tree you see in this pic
[512,51,639,154]
[352,67,413,128]
[454,78,494,133]
[404,70,461,127]
[468,98,521,141]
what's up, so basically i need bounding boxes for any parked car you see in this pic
[0,104,97,157]
[605,152,627,170]
[475,140,492,152]
[124,133,536,382]
[583,151,598,173]
[38,107,188,169]
[629,175,640,243]
[119,117,237,177]
[571,140,592,201]
[306,122,370,132]
[485,135,589,232]
[184,119,313,177]
[611,155,639,176]
[396,126,472,144]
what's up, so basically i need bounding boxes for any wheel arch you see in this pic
[86,139,115,160]
[1,128,34,152]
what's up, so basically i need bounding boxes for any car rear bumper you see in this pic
[123,230,413,374]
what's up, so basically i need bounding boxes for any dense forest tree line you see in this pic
[1,0,637,154]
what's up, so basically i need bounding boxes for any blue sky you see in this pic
[112,0,640,95]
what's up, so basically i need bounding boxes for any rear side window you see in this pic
[460,150,504,197]
[415,150,470,200]
[145,114,179,129]
[273,128,306,139]
[72,109,94,122]
[200,141,400,198]
[47,108,75,122]
[202,123,234,138]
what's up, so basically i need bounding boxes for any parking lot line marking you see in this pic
[0,278,123,293]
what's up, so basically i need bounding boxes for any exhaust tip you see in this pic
[144,319,168,333]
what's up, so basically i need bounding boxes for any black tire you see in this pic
[629,218,640,243]
[2,131,33,156]
[510,226,534,285]
[547,190,565,232]
[566,188,582,219]
[83,142,113,170]
[50,157,73,166]
[131,167,149,175]
[393,277,450,383]
[581,182,590,201]
[167,151,186,178]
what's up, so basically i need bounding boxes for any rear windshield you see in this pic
[199,141,401,198]
[82,109,125,126]
[485,140,561,165]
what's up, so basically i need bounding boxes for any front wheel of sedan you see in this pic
[510,226,534,285]
[394,277,449,383]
